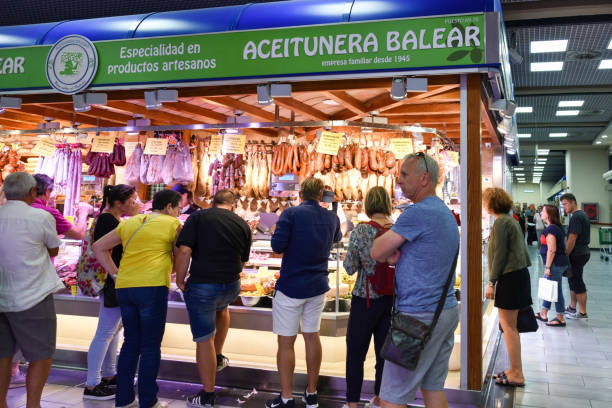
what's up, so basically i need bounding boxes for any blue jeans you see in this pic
[86,294,122,386]
[115,286,168,408]
[183,280,240,342]
[542,264,566,314]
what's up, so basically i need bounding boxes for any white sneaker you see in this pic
[366,397,381,408]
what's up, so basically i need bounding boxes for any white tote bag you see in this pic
[538,277,558,302]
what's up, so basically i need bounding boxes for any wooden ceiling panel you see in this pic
[17,105,118,127]
[273,97,329,121]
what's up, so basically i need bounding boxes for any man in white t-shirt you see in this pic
[0,172,62,408]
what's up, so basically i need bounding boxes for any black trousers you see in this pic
[345,295,393,402]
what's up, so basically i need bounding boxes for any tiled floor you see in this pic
[511,247,612,408]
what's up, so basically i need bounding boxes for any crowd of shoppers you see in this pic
[0,160,596,408]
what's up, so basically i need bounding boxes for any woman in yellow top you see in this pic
[93,189,182,408]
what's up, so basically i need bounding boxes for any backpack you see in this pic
[76,218,107,297]
[365,221,396,307]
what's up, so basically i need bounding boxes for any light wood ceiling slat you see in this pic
[273,97,329,121]
[322,91,369,115]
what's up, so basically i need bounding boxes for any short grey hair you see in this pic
[403,153,440,188]
[3,172,37,200]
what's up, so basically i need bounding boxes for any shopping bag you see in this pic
[538,277,558,302]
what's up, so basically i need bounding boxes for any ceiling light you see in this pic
[257,84,273,105]
[322,99,339,106]
[390,77,407,101]
[0,96,21,110]
[518,181,526,184]
[531,61,564,72]
[530,40,568,53]
[608,39,612,49]
[559,100,583,107]
[72,94,91,112]
[515,107,533,113]
[549,132,568,137]
[537,149,550,155]
[598,60,612,69]
[517,133,531,138]
[144,89,178,110]
[144,91,161,109]
[595,141,602,144]
[602,135,608,139]
[556,110,579,116]
[520,160,524,163]
[514,167,524,170]
[534,167,544,170]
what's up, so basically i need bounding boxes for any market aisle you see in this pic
[511,246,612,408]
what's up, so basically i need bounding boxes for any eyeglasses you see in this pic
[415,152,429,174]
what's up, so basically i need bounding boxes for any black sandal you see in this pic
[495,376,525,387]
[546,317,566,327]
[534,312,547,322]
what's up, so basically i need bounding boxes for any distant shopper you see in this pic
[33,173,92,239]
[483,188,531,387]
[93,189,182,408]
[535,205,568,327]
[266,177,342,408]
[83,184,139,400]
[534,208,545,248]
[172,184,200,215]
[0,172,63,408]
[560,193,591,319]
[371,153,460,408]
[175,189,252,408]
[526,204,538,245]
[343,187,394,408]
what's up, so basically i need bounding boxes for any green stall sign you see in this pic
[0,13,485,93]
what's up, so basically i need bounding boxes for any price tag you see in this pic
[124,141,138,158]
[316,131,342,155]
[390,138,414,158]
[91,136,115,153]
[258,266,269,275]
[32,138,57,157]
[448,151,459,164]
[209,134,222,154]
[143,138,169,155]
[222,134,246,155]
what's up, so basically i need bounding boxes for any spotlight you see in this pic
[72,94,90,112]
[490,99,517,118]
[144,89,178,110]
[0,96,22,110]
[257,84,273,105]
[390,77,407,101]
[406,77,428,92]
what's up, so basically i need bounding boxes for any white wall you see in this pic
[540,181,555,203]
[565,148,610,247]
[512,182,541,206]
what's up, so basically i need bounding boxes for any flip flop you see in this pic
[546,317,566,327]
[495,377,525,387]
[493,371,507,379]
[534,312,548,322]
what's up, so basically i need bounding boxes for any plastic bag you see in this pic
[126,143,143,185]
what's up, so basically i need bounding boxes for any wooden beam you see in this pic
[44,102,149,125]
[21,75,460,105]
[382,103,460,115]
[466,73,482,391]
[273,97,329,121]
[0,110,41,125]
[106,101,200,125]
[16,105,118,127]
[387,115,461,124]
[0,118,38,129]
[163,101,227,122]
[199,97,284,122]
[322,91,369,115]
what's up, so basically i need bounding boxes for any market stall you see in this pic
[0,0,515,401]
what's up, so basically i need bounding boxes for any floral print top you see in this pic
[343,223,388,299]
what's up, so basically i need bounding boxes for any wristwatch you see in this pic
[487,281,495,287]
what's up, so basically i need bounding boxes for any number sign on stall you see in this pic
[222,134,246,155]
[390,138,414,158]
[32,138,57,157]
[143,138,169,155]
[316,131,342,155]
[208,135,222,155]
[91,136,115,153]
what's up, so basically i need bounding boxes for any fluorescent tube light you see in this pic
[517,133,531,138]
[518,181,526,184]
[531,61,564,72]
[598,59,612,69]
[549,132,568,137]
[608,39,612,49]
[515,107,533,113]
[515,173,525,176]
[556,110,579,116]
[514,167,524,170]
[530,40,568,53]
[558,100,583,107]
[602,135,608,139]
[595,141,602,144]
[537,149,550,155]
